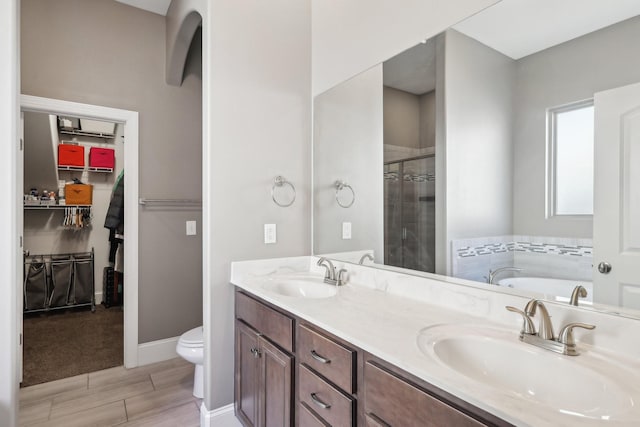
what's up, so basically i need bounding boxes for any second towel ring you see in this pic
[335,180,355,208]
[272,176,296,207]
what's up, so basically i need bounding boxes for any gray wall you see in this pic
[444,29,515,273]
[205,0,311,409]
[513,16,640,238]
[314,65,384,261]
[419,91,436,149]
[21,0,203,343]
[384,87,420,149]
[383,87,436,151]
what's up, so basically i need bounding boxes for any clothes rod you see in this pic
[138,198,202,206]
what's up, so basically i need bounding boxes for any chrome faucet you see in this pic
[525,299,554,340]
[487,267,523,285]
[506,299,595,356]
[317,257,336,285]
[317,258,348,286]
[569,285,588,306]
[358,253,374,265]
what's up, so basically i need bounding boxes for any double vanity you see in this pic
[231,256,640,427]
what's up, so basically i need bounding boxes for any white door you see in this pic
[593,81,640,310]
[18,112,24,383]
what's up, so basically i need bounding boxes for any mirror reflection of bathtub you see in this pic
[496,277,593,305]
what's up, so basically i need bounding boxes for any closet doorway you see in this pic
[19,95,139,385]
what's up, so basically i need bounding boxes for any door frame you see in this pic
[20,94,140,369]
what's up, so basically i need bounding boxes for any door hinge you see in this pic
[19,236,22,247]
[19,333,22,346]
[20,138,23,151]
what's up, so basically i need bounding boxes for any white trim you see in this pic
[200,403,241,427]
[137,336,179,366]
[19,95,140,369]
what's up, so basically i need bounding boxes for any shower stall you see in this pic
[384,155,436,272]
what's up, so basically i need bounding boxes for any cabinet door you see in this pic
[260,337,293,427]
[236,320,261,427]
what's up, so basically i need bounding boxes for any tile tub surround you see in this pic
[451,235,593,283]
[230,256,640,427]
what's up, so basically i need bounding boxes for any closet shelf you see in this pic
[58,165,114,173]
[24,204,92,210]
[59,129,115,139]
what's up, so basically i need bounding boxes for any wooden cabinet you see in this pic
[234,289,512,427]
[235,292,294,427]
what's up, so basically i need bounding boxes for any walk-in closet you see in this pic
[22,111,125,386]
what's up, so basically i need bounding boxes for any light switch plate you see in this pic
[342,222,352,239]
[186,220,197,236]
[264,224,277,244]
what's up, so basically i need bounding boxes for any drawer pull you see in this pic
[310,350,331,364]
[310,392,331,409]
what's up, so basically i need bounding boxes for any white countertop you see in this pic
[230,256,640,427]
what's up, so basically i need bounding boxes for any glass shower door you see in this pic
[401,156,435,272]
[384,156,435,272]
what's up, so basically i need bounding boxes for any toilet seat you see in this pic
[178,326,203,348]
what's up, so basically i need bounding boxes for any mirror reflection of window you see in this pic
[548,101,595,216]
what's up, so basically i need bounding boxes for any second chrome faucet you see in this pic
[317,257,347,286]
[506,299,595,356]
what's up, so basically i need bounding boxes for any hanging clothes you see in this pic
[105,171,124,265]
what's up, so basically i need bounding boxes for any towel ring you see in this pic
[272,176,296,207]
[335,180,355,208]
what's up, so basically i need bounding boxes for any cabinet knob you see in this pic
[250,347,261,358]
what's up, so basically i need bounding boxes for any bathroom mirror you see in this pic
[313,0,640,316]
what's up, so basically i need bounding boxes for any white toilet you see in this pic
[176,326,204,398]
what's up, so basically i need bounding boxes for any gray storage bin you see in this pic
[24,258,47,310]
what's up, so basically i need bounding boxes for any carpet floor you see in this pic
[22,305,123,387]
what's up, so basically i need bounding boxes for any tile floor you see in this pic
[19,358,201,427]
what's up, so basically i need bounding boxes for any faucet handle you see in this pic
[336,268,348,286]
[557,322,595,346]
[506,306,536,335]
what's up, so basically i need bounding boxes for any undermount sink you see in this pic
[417,324,638,421]
[259,274,337,298]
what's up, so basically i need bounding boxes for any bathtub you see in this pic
[496,277,594,303]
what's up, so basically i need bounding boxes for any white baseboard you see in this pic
[95,291,102,304]
[200,403,241,427]
[137,336,179,366]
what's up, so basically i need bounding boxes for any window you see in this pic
[547,100,594,216]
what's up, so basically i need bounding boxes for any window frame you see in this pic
[545,98,595,219]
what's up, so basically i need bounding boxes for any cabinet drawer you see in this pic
[236,291,294,353]
[364,362,485,427]
[298,324,356,393]
[299,364,354,426]
[299,402,329,427]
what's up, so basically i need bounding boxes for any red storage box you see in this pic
[58,144,85,167]
[89,147,115,169]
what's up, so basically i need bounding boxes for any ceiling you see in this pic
[453,0,640,60]
[383,39,437,95]
[114,0,171,16]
